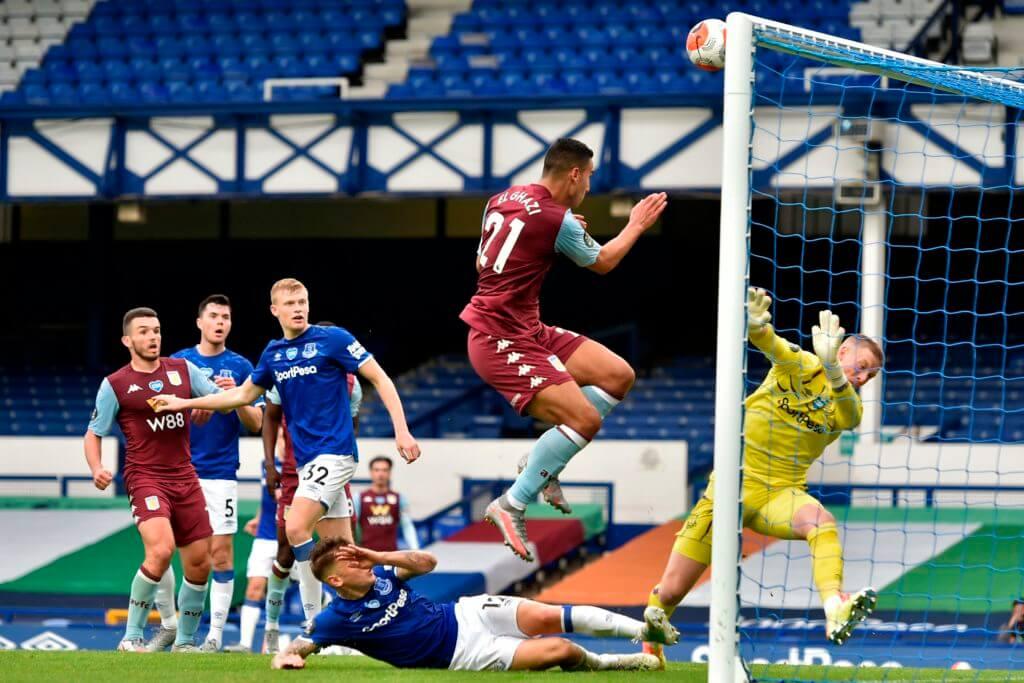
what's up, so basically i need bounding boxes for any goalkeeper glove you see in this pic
[746,287,772,336]
[812,310,847,389]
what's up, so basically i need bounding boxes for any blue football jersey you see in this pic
[171,346,262,480]
[256,469,279,541]
[309,566,458,669]
[251,325,370,468]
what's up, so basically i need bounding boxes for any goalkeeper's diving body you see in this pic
[644,287,885,663]
[271,538,679,672]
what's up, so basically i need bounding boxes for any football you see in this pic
[686,19,727,71]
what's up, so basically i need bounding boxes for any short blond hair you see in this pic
[270,278,306,304]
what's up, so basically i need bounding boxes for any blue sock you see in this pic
[175,579,208,646]
[581,385,621,418]
[507,426,589,509]
[124,568,160,641]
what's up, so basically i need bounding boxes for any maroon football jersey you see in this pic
[460,184,574,338]
[357,488,402,552]
[105,357,196,483]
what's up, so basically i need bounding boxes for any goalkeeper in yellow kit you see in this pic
[644,287,885,663]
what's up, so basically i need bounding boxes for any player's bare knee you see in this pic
[145,543,174,572]
[565,403,602,440]
[609,361,636,398]
[549,638,581,667]
[285,520,309,547]
[245,580,265,602]
[211,546,232,571]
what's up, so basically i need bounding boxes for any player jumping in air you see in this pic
[270,538,679,672]
[152,278,420,628]
[148,294,264,653]
[85,307,223,652]
[642,288,885,665]
[461,137,668,560]
[259,364,362,654]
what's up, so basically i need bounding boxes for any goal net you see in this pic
[709,12,1024,681]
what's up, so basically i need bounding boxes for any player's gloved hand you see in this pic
[747,287,772,336]
[271,653,306,670]
[92,468,113,491]
[396,432,421,464]
[812,310,847,389]
[191,408,213,426]
[628,192,668,233]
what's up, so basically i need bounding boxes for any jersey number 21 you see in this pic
[479,212,525,274]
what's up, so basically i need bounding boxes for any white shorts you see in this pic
[449,594,526,672]
[246,538,278,579]
[296,454,355,519]
[199,479,238,536]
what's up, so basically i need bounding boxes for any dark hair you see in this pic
[122,307,158,335]
[198,294,231,317]
[369,456,393,470]
[542,138,594,176]
[309,536,350,581]
[316,321,336,327]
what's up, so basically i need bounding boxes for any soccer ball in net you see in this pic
[686,19,727,71]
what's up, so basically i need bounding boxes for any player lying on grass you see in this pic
[643,288,885,663]
[271,538,679,672]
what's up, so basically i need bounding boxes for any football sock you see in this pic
[561,605,643,640]
[807,523,843,602]
[581,385,621,418]
[175,578,208,646]
[507,426,589,509]
[154,565,178,629]
[124,567,160,641]
[647,584,679,620]
[265,564,290,630]
[292,540,322,621]
[206,569,234,644]
[239,600,261,650]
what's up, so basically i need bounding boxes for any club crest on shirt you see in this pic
[149,380,164,393]
[167,371,182,386]
[374,577,393,596]
[286,347,299,361]
[302,342,318,359]
[218,368,233,379]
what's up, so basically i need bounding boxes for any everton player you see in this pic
[152,278,420,627]
[270,538,678,672]
[84,307,224,652]
[461,138,667,560]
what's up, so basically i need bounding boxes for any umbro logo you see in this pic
[127,384,142,393]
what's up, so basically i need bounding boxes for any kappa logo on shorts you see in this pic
[496,339,513,352]
[506,352,523,364]
[530,376,547,389]
[145,496,160,511]
[517,364,535,377]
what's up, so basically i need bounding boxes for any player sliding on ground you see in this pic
[270,538,679,672]
[643,288,885,663]
[461,137,668,561]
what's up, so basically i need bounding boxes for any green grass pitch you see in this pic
[2,652,1021,682]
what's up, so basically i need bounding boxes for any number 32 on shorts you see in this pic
[302,464,329,485]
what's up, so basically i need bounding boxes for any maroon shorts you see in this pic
[127,477,212,547]
[276,471,299,529]
[467,324,589,415]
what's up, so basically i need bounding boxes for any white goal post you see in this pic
[709,11,1024,682]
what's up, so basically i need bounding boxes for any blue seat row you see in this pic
[79,10,402,36]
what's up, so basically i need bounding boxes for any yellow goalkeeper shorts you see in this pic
[672,483,825,565]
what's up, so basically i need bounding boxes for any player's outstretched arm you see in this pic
[812,310,863,430]
[152,377,265,414]
[588,192,667,274]
[271,637,319,670]
[357,359,421,464]
[747,287,802,368]
[337,545,436,580]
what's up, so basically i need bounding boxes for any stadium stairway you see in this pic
[409,501,605,603]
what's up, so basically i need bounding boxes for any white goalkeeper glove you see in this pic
[812,310,847,389]
[746,287,772,336]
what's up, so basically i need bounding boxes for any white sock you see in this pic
[239,601,261,650]
[294,560,322,622]
[206,573,234,643]
[562,605,643,640]
[155,566,178,629]
[572,650,630,671]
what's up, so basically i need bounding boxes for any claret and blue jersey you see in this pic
[308,566,458,669]
[170,346,263,480]
[251,324,372,468]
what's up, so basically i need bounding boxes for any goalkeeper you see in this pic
[644,287,885,663]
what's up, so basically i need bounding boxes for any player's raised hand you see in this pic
[92,468,113,491]
[191,408,213,426]
[812,310,848,388]
[628,192,668,233]
[149,394,186,413]
[747,287,772,335]
[396,432,421,464]
[336,544,381,570]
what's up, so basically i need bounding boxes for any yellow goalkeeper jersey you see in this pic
[742,325,863,489]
